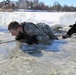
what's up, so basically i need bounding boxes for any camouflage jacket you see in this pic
[21,22,57,44]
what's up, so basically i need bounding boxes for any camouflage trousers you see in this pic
[35,23,58,44]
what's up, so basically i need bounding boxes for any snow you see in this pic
[0,12,71,26]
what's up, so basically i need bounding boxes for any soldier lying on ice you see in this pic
[8,21,58,45]
[62,23,76,39]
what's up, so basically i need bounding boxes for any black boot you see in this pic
[62,34,70,39]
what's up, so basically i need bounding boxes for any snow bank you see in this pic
[0,12,76,32]
[0,12,67,26]
[60,12,76,26]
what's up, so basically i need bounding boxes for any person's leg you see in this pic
[36,23,58,39]
[43,25,58,39]
[67,28,75,36]
[62,24,76,39]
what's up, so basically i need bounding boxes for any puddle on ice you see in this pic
[46,40,67,52]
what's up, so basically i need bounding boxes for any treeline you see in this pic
[0,0,76,12]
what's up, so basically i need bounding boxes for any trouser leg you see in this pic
[67,24,76,36]
[43,25,58,39]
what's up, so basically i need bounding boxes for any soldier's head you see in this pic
[8,21,23,37]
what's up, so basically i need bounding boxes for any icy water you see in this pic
[0,29,76,75]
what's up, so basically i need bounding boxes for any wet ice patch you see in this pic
[0,26,8,32]
[46,40,67,52]
[20,44,46,54]
[0,42,16,58]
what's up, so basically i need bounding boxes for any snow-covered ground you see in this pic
[0,12,76,75]
[0,12,76,26]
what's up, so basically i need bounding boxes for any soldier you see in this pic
[62,23,76,39]
[8,21,58,45]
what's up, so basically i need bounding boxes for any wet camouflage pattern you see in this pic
[21,22,57,44]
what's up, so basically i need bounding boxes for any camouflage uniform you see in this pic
[21,22,58,44]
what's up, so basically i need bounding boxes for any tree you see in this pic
[52,1,62,11]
